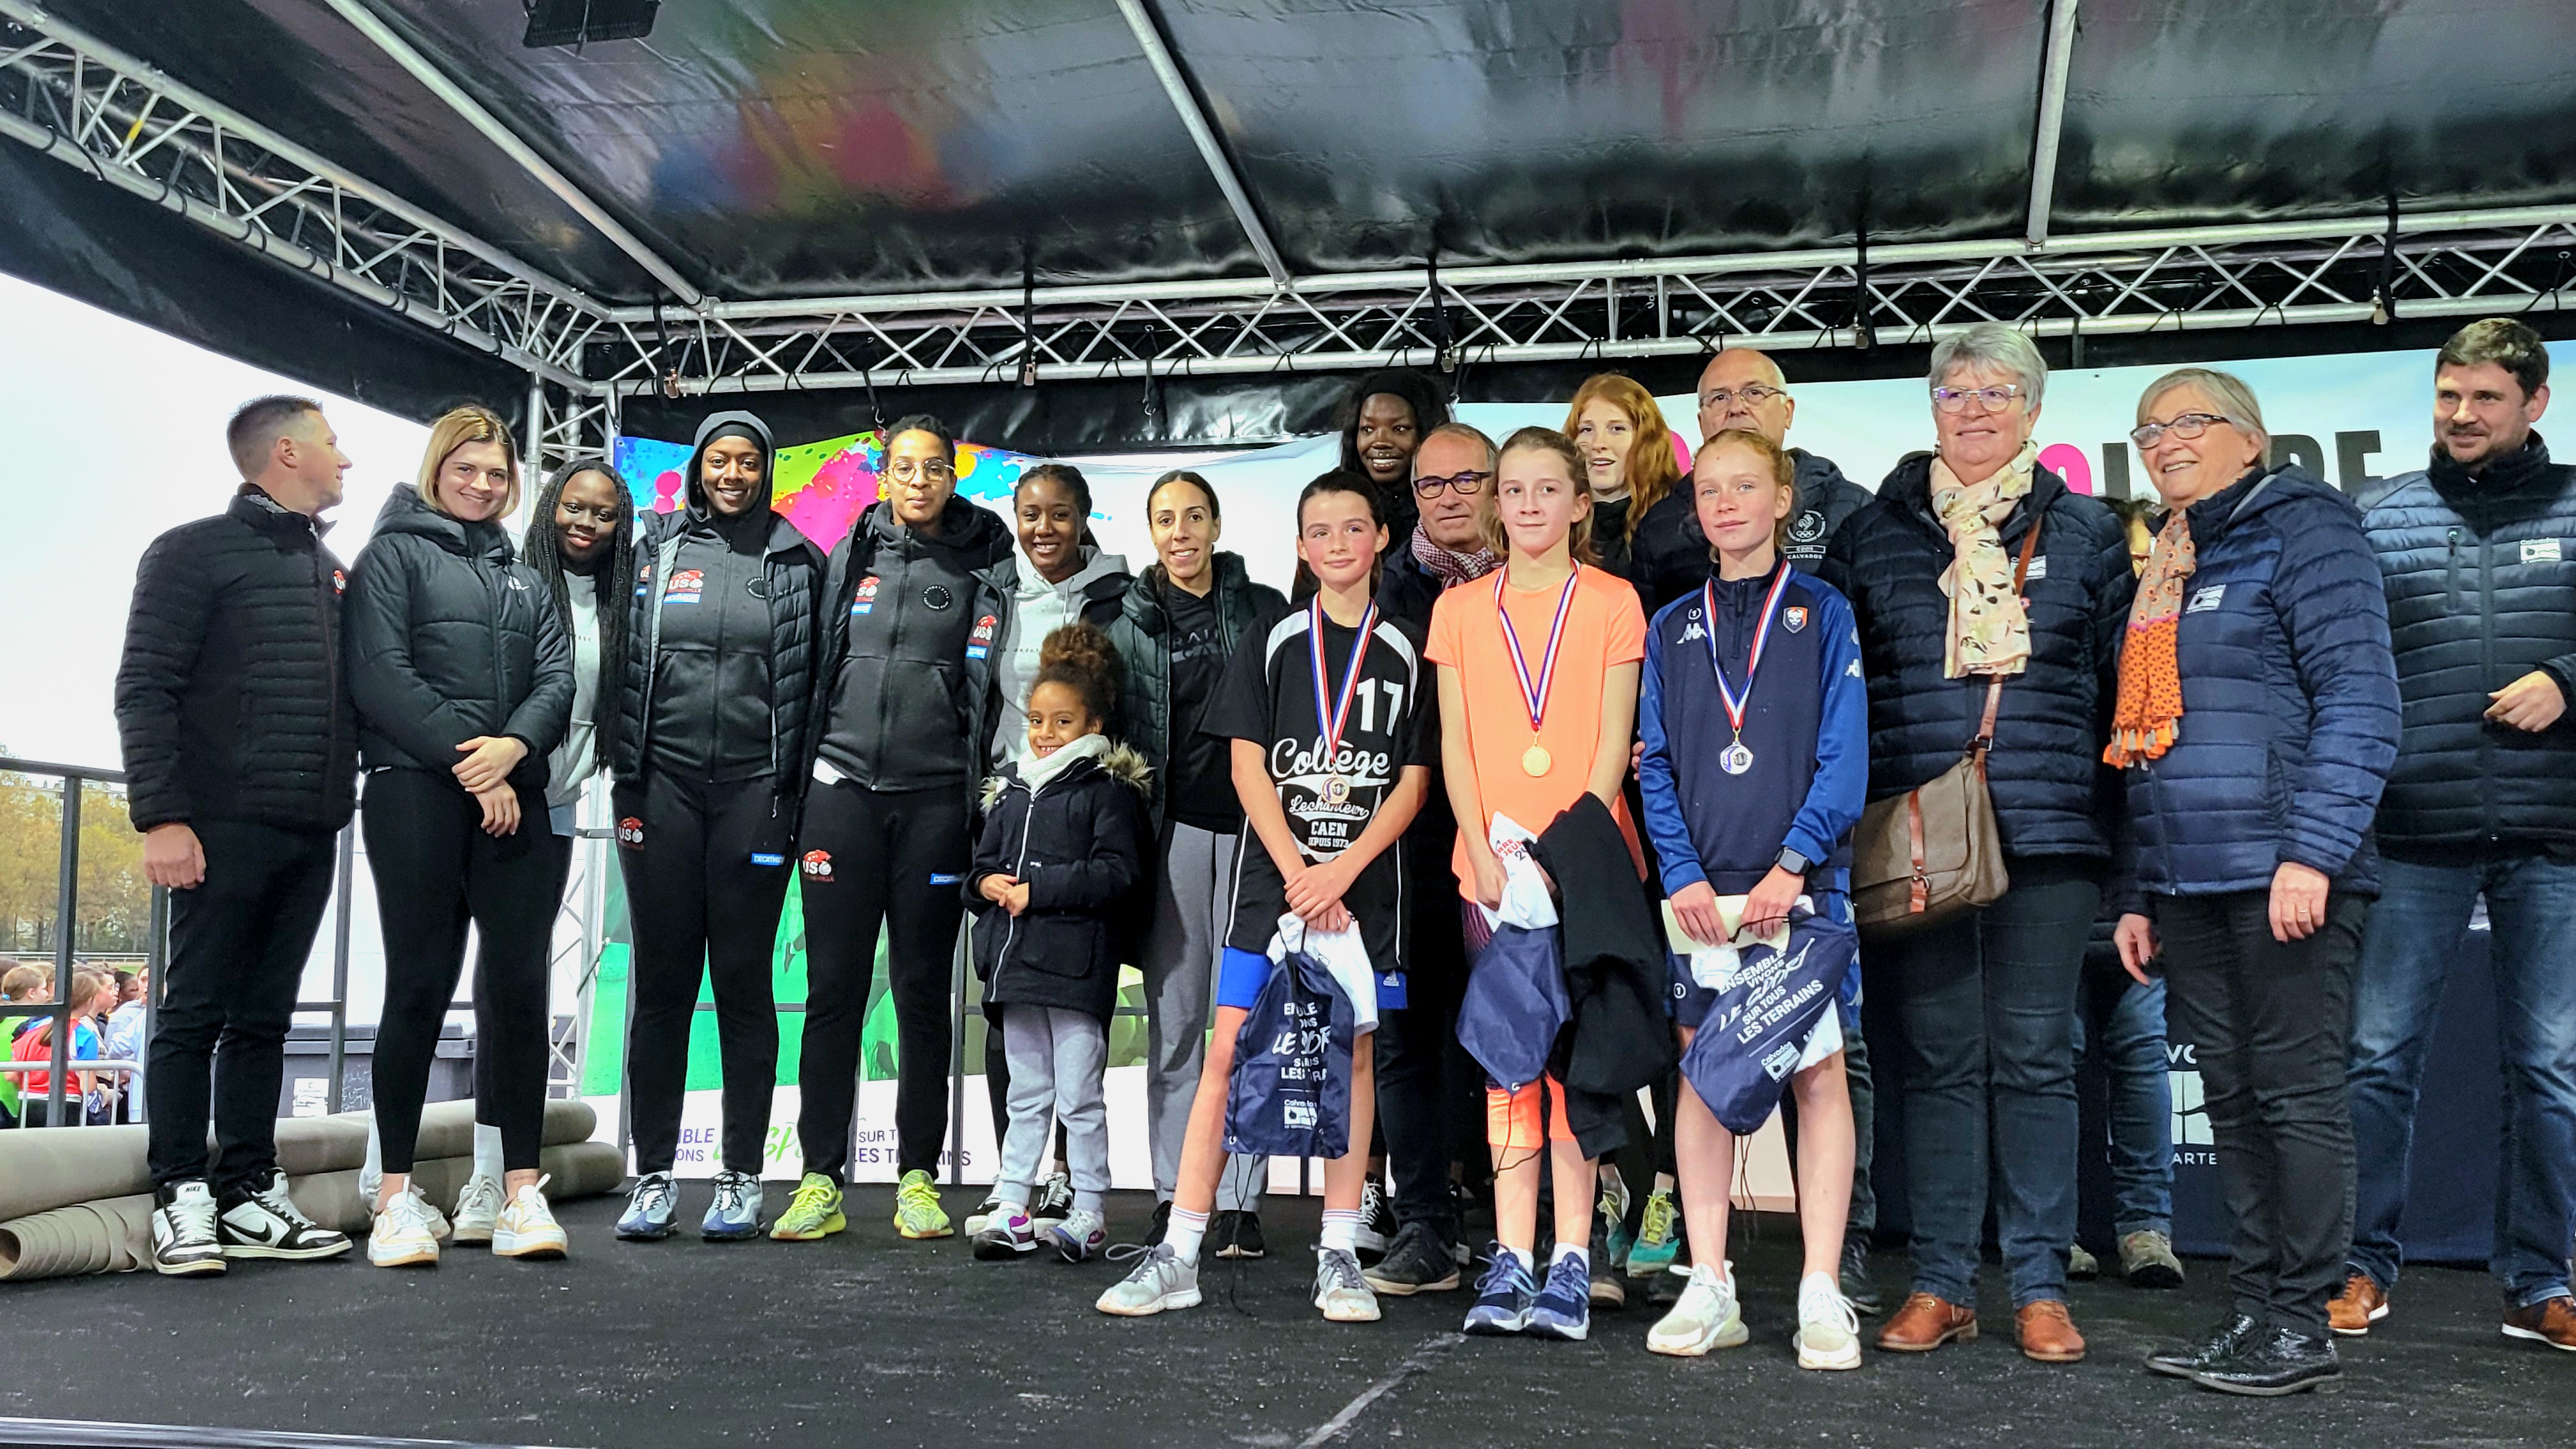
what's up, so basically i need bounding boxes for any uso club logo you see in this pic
[801,849,834,880]
[615,816,645,849]
[966,613,998,660]
[663,569,705,604]
[330,569,346,595]
[850,575,880,616]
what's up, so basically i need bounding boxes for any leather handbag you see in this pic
[1851,516,2043,942]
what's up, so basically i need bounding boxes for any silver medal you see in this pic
[1719,742,1754,775]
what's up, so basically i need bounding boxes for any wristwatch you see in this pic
[1775,847,1813,878]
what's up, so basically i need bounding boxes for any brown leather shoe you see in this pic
[2328,1272,2389,1337]
[2015,1300,2087,1362]
[1876,1292,1977,1352]
[2502,1294,2576,1351]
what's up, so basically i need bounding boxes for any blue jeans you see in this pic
[2347,854,2576,1308]
[2076,956,2174,1238]
[1885,865,2097,1308]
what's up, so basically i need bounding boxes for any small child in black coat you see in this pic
[967,623,1151,1263]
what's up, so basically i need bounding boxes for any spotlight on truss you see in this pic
[523,0,659,49]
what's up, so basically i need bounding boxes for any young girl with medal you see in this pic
[1096,471,1432,1325]
[1636,428,1868,1368]
[1426,425,1650,1341]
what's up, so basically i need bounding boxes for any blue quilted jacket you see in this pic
[2117,464,2401,910]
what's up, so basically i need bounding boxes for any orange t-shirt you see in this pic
[1425,563,1648,896]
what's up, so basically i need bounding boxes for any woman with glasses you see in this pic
[1818,322,2135,1363]
[779,415,1016,1244]
[2110,370,2397,1395]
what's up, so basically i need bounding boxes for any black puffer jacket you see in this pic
[808,494,1017,801]
[966,743,1152,1023]
[610,412,825,786]
[1631,447,1873,615]
[115,488,357,832]
[1820,456,2134,864]
[343,486,573,793]
[1103,554,1286,834]
[2363,435,2576,855]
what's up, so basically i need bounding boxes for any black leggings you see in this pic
[363,769,564,1175]
[797,781,969,1182]
[613,773,789,1177]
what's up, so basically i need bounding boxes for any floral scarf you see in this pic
[1409,524,1499,588]
[1929,440,2039,678]
[2104,511,2195,767]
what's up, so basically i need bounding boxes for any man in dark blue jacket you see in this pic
[2342,319,2576,1350]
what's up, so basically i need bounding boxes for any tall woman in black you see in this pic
[346,404,572,1268]
[785,415,1016,1243]
[607,411,823,1243]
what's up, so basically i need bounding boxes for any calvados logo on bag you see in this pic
[1782,606,1808,633]
[664,569,705,604]
[851,575,880,616]
[616,816,645,848]
[966,613,997,660]
[801,848,834,880]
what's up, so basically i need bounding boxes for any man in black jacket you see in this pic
[2344,319,2576,1350]
[114,395,358,1276]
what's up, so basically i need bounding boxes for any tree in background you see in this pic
[0,756,147,954]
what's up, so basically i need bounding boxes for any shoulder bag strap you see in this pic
[1969,514,2045,760]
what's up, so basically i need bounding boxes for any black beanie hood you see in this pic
[685,410,776,523]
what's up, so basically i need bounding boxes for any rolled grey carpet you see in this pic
[0,1194,152,1280]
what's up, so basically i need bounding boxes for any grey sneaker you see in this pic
[1096,1241,1200,1317]
[1314,1246,1382,1323]
[1051,1209,1108,1263]
[2119,1229,2185,1289]
[702,1169,763,1241]
[617,1171,678,1241]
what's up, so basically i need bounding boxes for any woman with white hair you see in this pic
[2110,367,2398,1395]
[1820,323,2134,1364]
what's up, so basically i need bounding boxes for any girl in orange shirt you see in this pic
[1427,426,1647,1341]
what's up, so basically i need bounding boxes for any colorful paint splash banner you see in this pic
[611,429,1041,549]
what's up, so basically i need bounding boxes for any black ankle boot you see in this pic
[2148,1313,2259,1378]
[2193,1324,2342,1396]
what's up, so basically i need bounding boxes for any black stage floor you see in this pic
[3,1188,2567,1449]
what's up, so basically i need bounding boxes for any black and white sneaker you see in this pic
[1356,1179,1395,1259]
[1031,1170,1075,1229]
[218,1171,353,1261]
[151,1181,229,1276]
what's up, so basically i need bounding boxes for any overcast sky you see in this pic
[0,275,429,772]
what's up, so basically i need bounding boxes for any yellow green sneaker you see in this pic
[1625,1188,1680,1276]
[893,1169,952,1239]
[767,1173,845,1241]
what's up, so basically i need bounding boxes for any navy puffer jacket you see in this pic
[2118,465,2400,907]
[1820,455,2133,864]
[2362,436,2576,855]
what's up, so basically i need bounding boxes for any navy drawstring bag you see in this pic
[1223,946,1356,1160]
[1679,910,1859,1135]
[1456,921,1570,1093]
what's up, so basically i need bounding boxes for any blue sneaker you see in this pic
[616,1172,677,1241]
[700,1169,762,1240]
[1528,1252,1593,1340]
[1463,1244,1537,1335]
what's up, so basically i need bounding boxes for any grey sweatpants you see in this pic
[1143,819,1262,1211]
[997,1007,1110,1215]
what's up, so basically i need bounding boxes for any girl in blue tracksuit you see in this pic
[1636,428,1869,1369]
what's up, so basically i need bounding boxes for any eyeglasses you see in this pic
[1413,470,1491,498]
[2128,413,2237,449]
[1699,384,1786,410]
[884,459,956,484]
[1931,384,2025,414]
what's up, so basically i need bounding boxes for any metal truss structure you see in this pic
[8,1,2576,482]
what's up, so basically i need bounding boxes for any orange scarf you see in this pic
[2104,512,2195,766]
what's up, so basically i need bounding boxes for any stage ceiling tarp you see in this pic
[8,1,2576,445]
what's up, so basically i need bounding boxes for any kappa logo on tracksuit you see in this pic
[616,816,645,848]
[801,848,834,880]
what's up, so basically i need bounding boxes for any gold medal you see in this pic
[1521,742,1552,777]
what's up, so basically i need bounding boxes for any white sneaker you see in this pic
[450,1174,505,1246]
[1797,1271,1863,1369]
[369,1186,442,1269]
[1096,1242,1201,1317]
[1314,1246,1383,1323]
[963,1195,1007,1238]
[150,1181,228,1277]
[491,1176,569,1260]
[1647,1262,1748,1356]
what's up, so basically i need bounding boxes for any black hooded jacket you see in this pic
[610,411,825,788]
[966,743,1153,1023]
[342,485,573,793]
[1340,368,1450,546]
[1630,448,1873,615]
[808,493,1018,799]
[116,487,358,832]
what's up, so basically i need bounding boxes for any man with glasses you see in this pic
[1633,349,1873,615]
[2343,318,2576,1351]
[1363,423,1500,1296]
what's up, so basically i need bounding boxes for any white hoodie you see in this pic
[988,545,1130,768]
